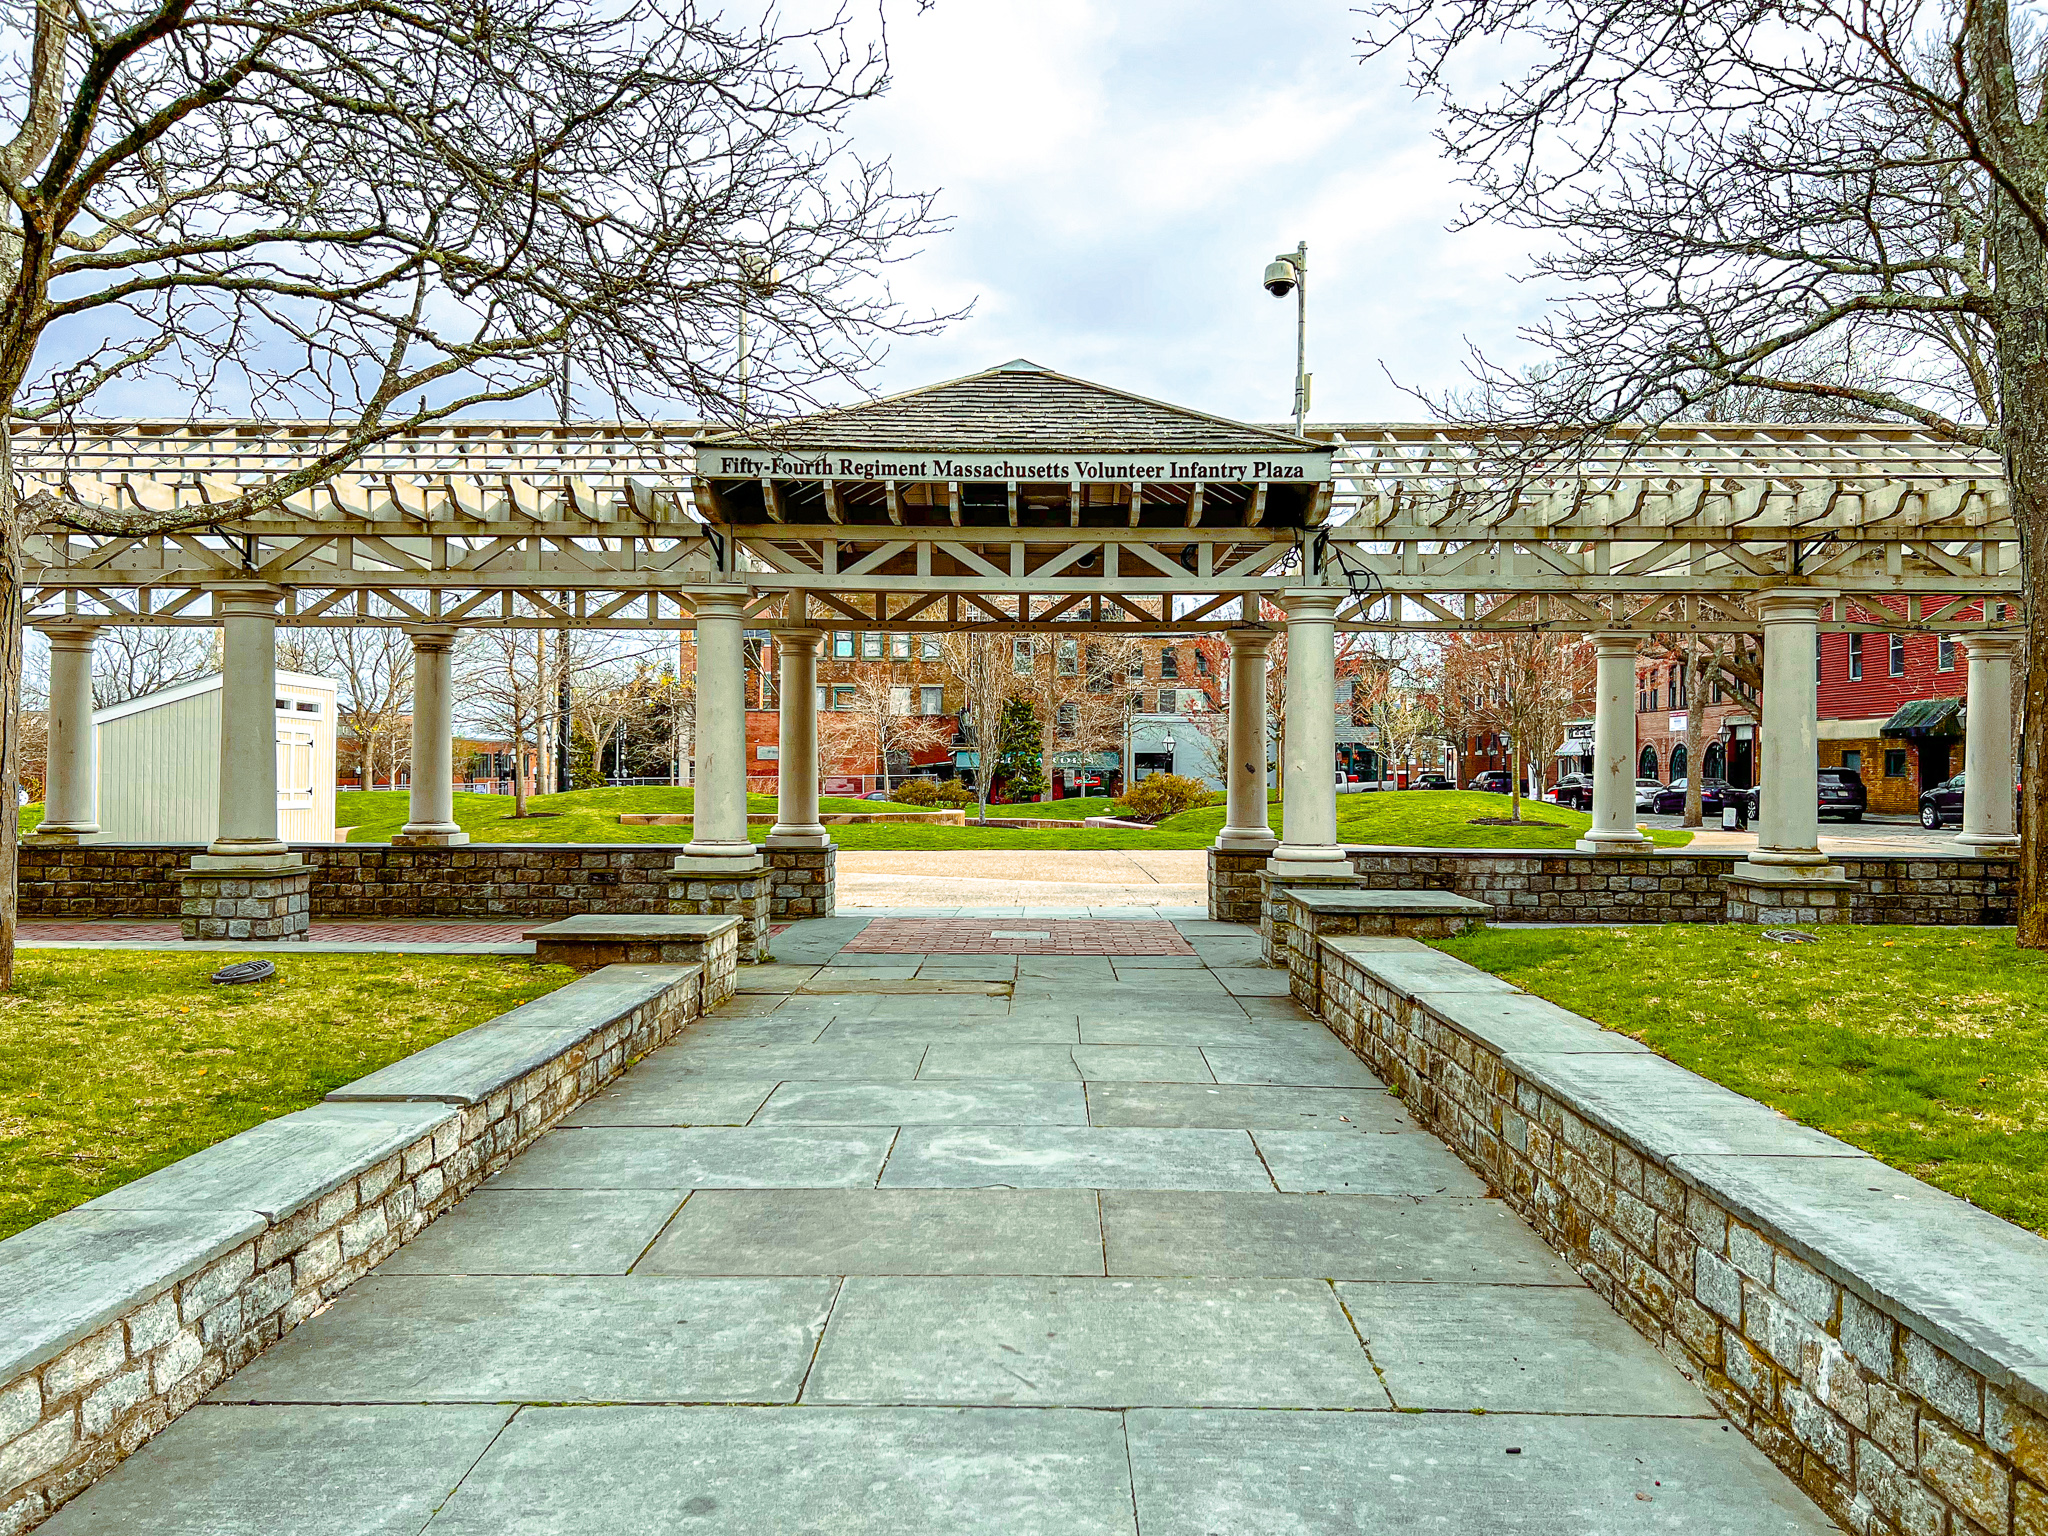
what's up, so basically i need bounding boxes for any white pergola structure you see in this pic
[19,361,2025,937]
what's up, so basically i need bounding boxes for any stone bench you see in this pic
[1275,887,1491,1006]
[1308,933,2048,1536]
[522,914,742,1002]
[0,963,703,1531]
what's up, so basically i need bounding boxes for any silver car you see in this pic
[1634,778,1663,812]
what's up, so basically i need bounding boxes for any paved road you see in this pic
[48,918,1839,1533]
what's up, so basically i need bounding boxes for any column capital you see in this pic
[211,584,286,620]
[34,620,104,648]
[1959,629,2024,661]
[1274,589,1344,622]
[775,626,826,654]
[689,588,752,623]
[1752,589,1834,624]
[1226,625,1278,653]
[1591,631,1641,659]
[402,623,462,651]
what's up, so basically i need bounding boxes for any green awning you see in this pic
[1880,697,1964,738]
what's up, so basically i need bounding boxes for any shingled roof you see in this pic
[702,360,1320,456]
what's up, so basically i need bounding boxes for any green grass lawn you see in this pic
[334,787,1690,852]
[0,951,571,1239]
[1435,926,2048,1234]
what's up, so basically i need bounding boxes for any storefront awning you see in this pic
[1554,739,1593,758]
[1880,697,1964,739]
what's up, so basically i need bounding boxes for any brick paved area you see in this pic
[18,919,535,944]
[840,918,1196,955]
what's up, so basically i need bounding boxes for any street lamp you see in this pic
[1163,733,1177,771]
[1262,241,1309,435]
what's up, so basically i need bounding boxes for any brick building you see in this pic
[1632,654,1759,791]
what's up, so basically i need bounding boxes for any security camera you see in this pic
[1263,259,1298,297]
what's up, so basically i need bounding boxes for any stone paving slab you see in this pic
[842,918,1195,956]
[1015,955,1117,978]
[914,1042,1089,1080]
[419,1405,1141,1535]
[1100,1192,1580,1283]
[813,1013,1066,1045]
[752,1081,1090,1126]
[639,1189,1107,1277]
[1215,969,1294,997]
[806,1277,1388,1408]
[1068,1046,1217,1082]
[1199,1043,1386,1088]
[1340,1282,1716,1415]
[879,1127,1276,1191]
[1123,1410,1840,1534]
[38,1404,517,1535]
[212,1275,836,1403]
[487,1126,895,1189]
[561,1081,782,1130]
[1078,1015,1323,1047]
[652,1041,928,1078]
[1252,1130,1490,1196]
[376,1190,684,1275]
[1086,1083,1414,1132]
[626,1013,825,1048]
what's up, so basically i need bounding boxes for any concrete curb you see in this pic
[0,961,704,1533]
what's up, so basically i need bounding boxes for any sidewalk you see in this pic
[44,915,1836,1534]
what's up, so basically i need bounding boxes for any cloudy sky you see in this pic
[838,0,1550,426]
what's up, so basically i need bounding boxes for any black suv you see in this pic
[1469,770,1512,794]
[1651,777,1729,815]
[1551,773,1593,810]
[1739,768,1867,822]
[1410,774,1454,791]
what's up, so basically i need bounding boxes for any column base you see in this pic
[393,826,470,847]
[1266,844,1351,879]
[1213,828,1279,854]
[1721,860,1855,926]
[25,828,92,845]
[1743,846,1831,868]
[766,845,836,919]
[1954,832,2021,854]
[673,848,766,875]
[668,868,771,963]
[180,854,311,942]
[1575,832,1654,853]
[764,826,831,850]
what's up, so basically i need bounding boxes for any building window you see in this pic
[1889,634,1904,677]
[888,685,912,714]
[1815,633,1823,686]
[921,634,941,659]
[1159,648,1178,680]
[1841,749,1862,773]
[1056,703,1077,740]
[1711,675,1724,703]
[832,686,854,710]
[1884,748,1909,778]
[833,631,854,658]
[1195,650,1210,676]
[890,632,911,659]
[1086,645,1111,693]
[1703,742,1724,780]
[1670,743,1688,780]
[1158,689,1176,713]
[1848,633,1864,681]
[862,631,884,659]
[1640,744,1659,779]
[920,685,945,715]
[815,685,828,712]
[1938,637,1956,671]
[1056,638,1079,676]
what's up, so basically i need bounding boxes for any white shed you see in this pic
[92,670,338,844]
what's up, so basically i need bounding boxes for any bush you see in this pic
[888,778,975,808]
[1113,772,1212,822]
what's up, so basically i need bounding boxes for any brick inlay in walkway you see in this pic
[19,920,534,943]
[841,918,1195,955]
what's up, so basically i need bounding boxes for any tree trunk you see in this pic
[1507,725,1523,823]
[0,526,21,991]
[511,721,529,818]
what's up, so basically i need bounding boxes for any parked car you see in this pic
[1469,770,1512,794]
[1410,774,1454,791]
[1634,777,1664,812]
[1651,777,1729,815]
[1916,772,2017,829]
[1738,768,1867,823]
[1550,773,1593,811]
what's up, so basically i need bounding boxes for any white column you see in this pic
[1956,630,2021,852]
[1751,591,1829,867]
[1269,589,1349,876]
[677,589,762,869]
[395,625,467,846]
[208,587,291,861]
[32,623,101,841]
[1578,632,1653,852]
[767,627,828,848]
[1215,625,1276,851]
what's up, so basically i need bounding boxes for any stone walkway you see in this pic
[44,917,1838,1534]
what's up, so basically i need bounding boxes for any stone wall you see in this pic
[765,847,836,920]
[1206,849,1269,923]
[0,964,703,1534]
[1311,936,2048,1536]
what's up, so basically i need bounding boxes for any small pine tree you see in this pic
[995,695,1047,801]
[567,732,604,790]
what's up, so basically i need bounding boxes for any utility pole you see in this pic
[1261,242,1310,435]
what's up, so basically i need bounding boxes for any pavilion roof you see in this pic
[701,359,1321,457]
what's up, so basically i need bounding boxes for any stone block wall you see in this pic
[1206,849,1269,923]
[1312,941,2047,1536]
[766,847,836,919]
[668,871,771,963]
[177,868,311,941]
[0,966,702,1534]
[1255,870,1365,966]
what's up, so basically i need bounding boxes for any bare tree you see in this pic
[938,630,1019,822]
[89,628,218,708]
[1440,631,1594,824]
[1363,0,2048,938]
[276,628,413,790]
[455,631,550,818]
[834,662,951,791]
[0,0,951,982]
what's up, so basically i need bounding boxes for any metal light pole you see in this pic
[1262,242,1309,435]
